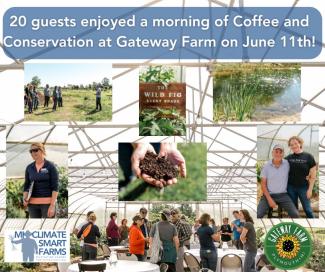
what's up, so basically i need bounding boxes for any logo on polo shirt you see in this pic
[264,222,312,270]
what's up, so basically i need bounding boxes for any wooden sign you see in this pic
[139,82,186,116]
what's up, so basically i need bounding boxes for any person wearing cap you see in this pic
[285,136,317,218]
[171,208,192,272]
[257,144,299,218]
[129,214,149,261]
[149,209,179,272]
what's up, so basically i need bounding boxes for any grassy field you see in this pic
[119,143,207,201]
[25,89,112,122]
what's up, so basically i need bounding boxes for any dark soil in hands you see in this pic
[139,152,179,181]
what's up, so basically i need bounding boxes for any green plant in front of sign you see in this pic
[139,108,186,136]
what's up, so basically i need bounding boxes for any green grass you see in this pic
[25,89,112,122]
[119,143,207,201]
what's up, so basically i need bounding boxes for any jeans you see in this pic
[28,204,50,218]
[244,250,257,272]
[287,183,314,218]
[200,249,217,272]
[257,193,299,218]
[52,97,57,110]
[82,244,97,260]
[96,97,102,110]
[44,96,50,107]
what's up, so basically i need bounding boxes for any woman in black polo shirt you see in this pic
[23,143,59,218]
[197,213,220,271]
[286,136,317,218]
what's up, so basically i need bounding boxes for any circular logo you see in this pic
[264,222,313,270]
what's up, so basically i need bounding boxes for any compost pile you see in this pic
[139,152,178,181]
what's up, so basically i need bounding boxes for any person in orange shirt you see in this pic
[129,214,149,261]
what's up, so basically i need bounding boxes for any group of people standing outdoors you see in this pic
[24,84,63,113]
[73,207,257,272]
[258,136,317,218]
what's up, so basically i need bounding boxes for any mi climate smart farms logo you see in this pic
[264,222,312,270]
[4,230,69,262]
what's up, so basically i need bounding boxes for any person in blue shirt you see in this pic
[231,210,244,249]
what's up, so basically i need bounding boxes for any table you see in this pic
[67,260,159,272]
[185,248,261,272]
[109,246,130,253]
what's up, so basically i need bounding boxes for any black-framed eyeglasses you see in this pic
[29,148,40,154]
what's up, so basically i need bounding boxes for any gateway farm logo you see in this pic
[264,222,313,270]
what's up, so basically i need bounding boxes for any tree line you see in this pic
[29,76,112,90]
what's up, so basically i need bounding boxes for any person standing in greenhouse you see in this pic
[23,143,59,218]
[232,210,244,250]
[239,209,257,272]
[171,208,192,272]
[196,213,220,272]
[118,218,129,245]
[73,211,94,250]
[77,213,101,260]
[149,209,179,272]
[286,136,317,218]
[129,214,148,261]
[139,207,150,259]
[106,212,120,246]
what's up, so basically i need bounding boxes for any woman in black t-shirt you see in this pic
[197,213,220,272]
[77,213,101,260]
[239,209,257,272]
[286,136,317,218]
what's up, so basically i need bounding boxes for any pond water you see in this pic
[6,144,68,177]
[213,67,301,121]
[252,74,301,121]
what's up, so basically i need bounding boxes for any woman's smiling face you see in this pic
[289,139,302,154]
[30,147,42,161]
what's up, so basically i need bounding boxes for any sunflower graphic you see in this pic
[275,235,300,259]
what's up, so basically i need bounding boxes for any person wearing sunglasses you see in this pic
[23,143,59,218]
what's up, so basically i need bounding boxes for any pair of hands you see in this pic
[131,143,186,188]
[23,199,55,217]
